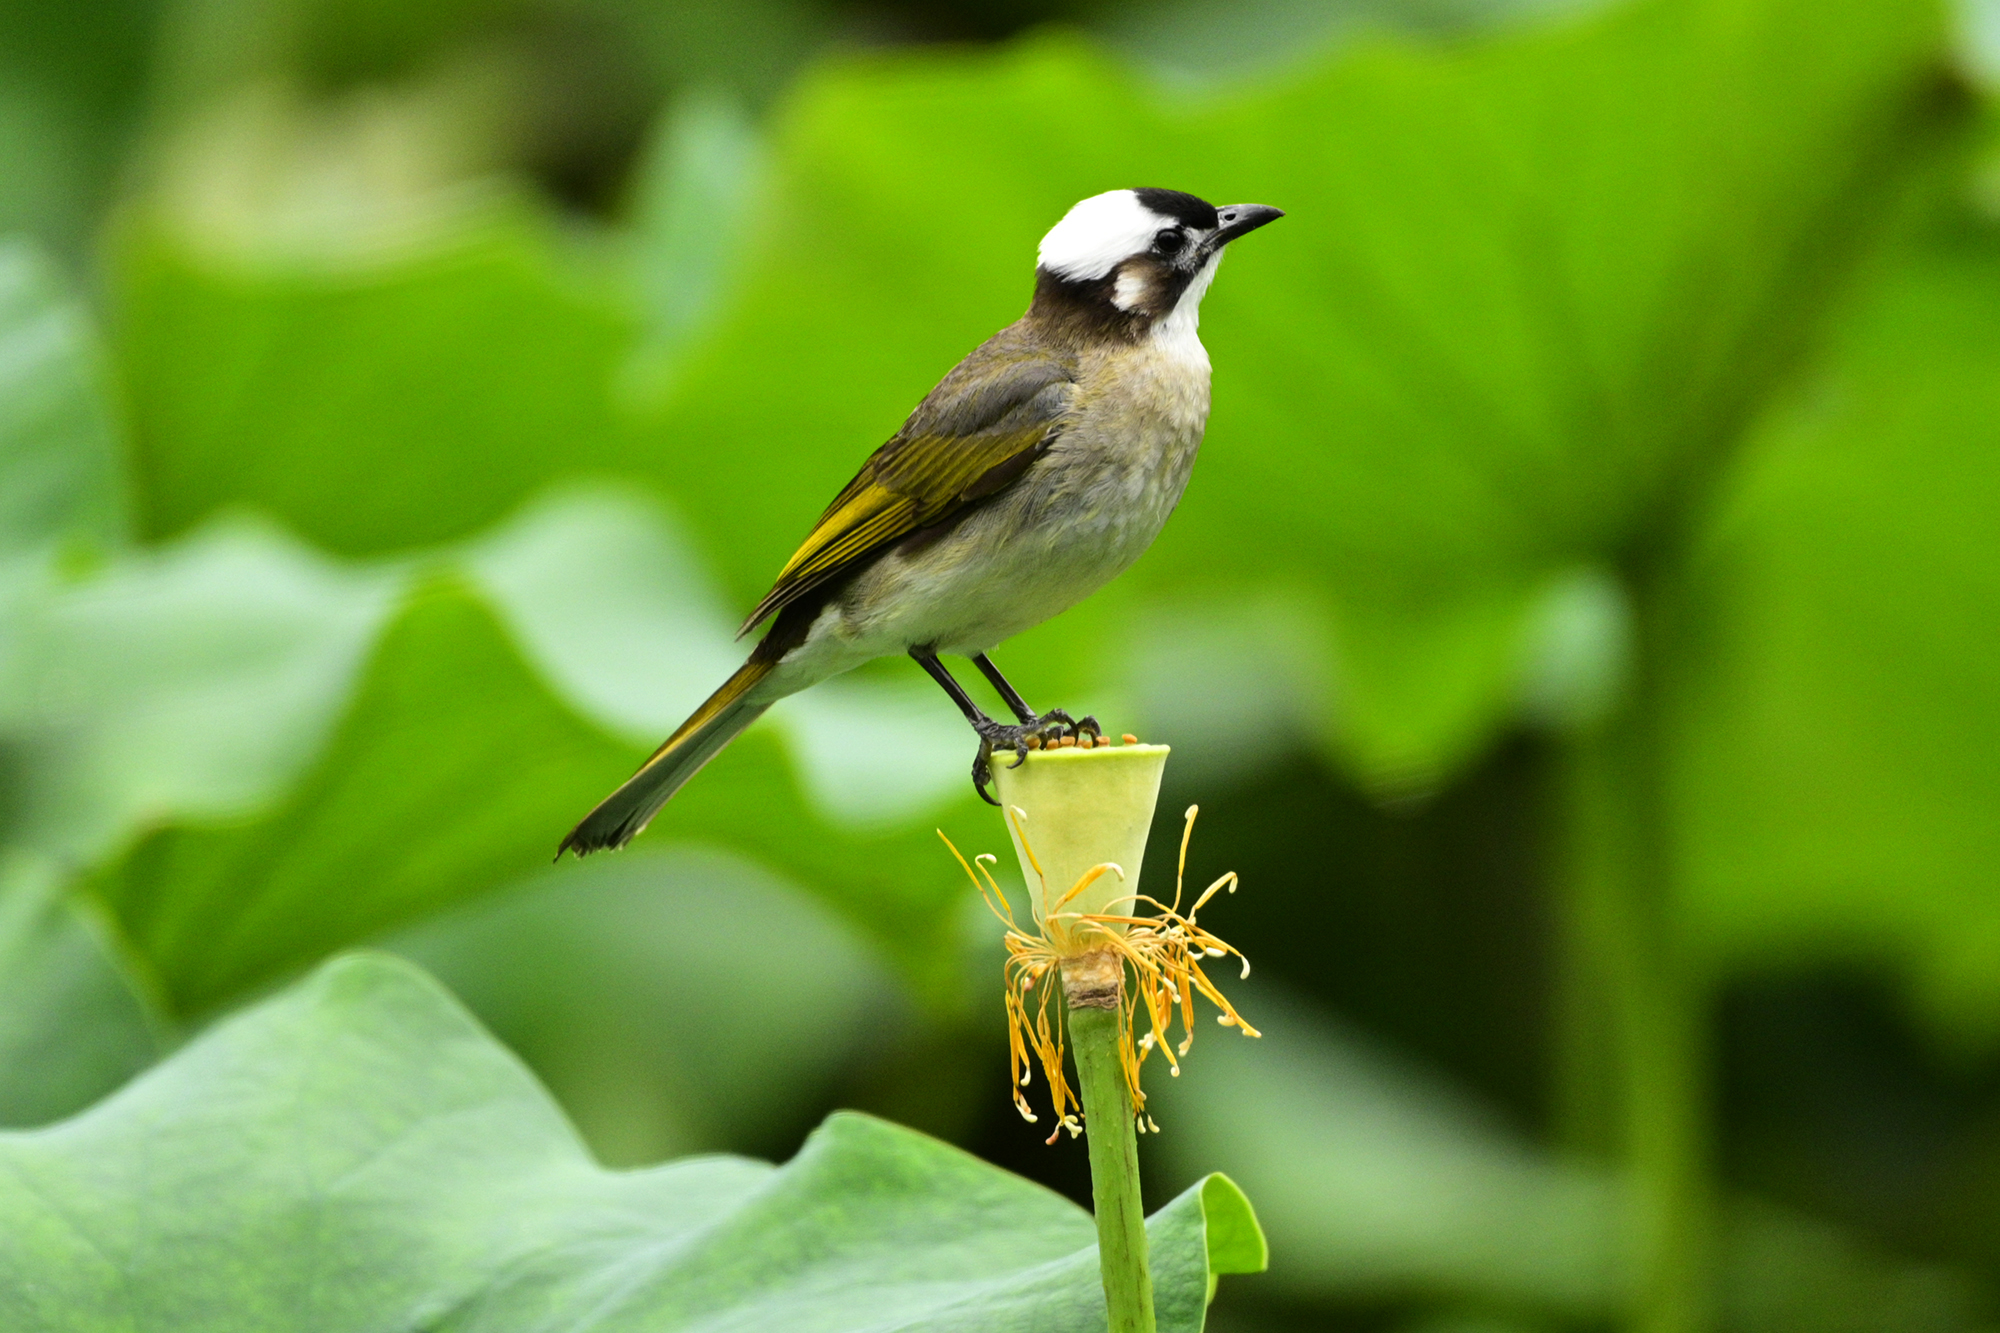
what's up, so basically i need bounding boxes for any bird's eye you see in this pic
[1153,228,1185,255]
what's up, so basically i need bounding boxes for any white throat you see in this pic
[1153,252,1220,367]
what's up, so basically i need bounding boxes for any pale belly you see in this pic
[863,468,1177,656]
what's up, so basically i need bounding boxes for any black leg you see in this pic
[971,653,1037,724]
[971,652,1101,744]
[913,649,1008,805]
[911,648,1103,806]
[912,650,992,726]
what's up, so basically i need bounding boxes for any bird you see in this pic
[560,187,1283,857]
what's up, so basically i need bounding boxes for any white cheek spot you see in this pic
[1112,267,1149,311]
[1039,190,1165,281]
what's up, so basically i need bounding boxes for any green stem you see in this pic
[1066,984,1155,1333]
[1556,588,1713,1333]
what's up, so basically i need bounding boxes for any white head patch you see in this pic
[1037,190,1171,282]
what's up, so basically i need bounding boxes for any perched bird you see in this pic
[560,187,1282,856]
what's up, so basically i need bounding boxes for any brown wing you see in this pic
[737,336,1076,636]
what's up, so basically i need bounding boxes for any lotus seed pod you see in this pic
[992,743,1169,928]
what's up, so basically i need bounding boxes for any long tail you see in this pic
[558,660,775,857]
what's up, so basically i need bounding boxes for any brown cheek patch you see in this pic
[1116,258,1184,319]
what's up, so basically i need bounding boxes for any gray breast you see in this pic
[1035,337,1211,535]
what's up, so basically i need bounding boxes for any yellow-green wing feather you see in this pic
[737,336,1075,635]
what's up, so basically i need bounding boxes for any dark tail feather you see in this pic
[558,660,775,857]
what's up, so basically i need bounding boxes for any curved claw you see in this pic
[971,743,1001,806]
[964,706,1107,804]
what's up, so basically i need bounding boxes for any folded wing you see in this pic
[737,339,1076,636]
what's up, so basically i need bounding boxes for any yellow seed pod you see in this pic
[992,743,1170,929]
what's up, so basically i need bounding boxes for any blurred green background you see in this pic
[4,0,2000,1327]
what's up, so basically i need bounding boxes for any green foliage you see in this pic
[1146,986,1982,1330]
[1667,228,2000,1031]
[1149,986,1624,1314]
[115,204,638,555]
[0,0,155,248]
[4,0,2000,1324]
[88,576,638,1014]
[388,845,910,1166]
[0,854,157,1127]
[0,953,1261,1332]
[2,518,398,863]
[640,0,1946,787]
[17,492,993,1018]
[0,239,123,558]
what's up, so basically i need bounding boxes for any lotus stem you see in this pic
[936,735,1259,1332]
[1066,950,1156,1333]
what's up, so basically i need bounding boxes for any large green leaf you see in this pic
[387,844,909,1166]
[0,239,158,1127]
[0,239,123,559]
[111,80,641,557]
[0,951,1263,1331]
[85,573,639,1014]
[0,851,156,1127]
[620,91,767,404]
[60,491,993,1017]
[116,213,635,555]
[0,517,398,864]
[1666,230,2000,1037]
[633,0,1946,789]
[1093,0,1614,84]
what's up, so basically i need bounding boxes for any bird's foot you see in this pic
[1062,712,1103,741]
[1012,708,1102,741]
[969,711,1103,805]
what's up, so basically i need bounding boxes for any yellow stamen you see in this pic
[939,804,1257,1134]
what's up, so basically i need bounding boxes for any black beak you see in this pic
[1214,203,1284,245]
